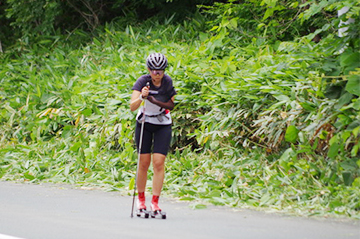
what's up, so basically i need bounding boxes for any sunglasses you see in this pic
[150,70,164,75]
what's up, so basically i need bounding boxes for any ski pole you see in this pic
[131,82,149,218]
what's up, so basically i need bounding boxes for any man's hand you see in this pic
[141,85,150,98]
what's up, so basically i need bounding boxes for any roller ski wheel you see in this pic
[136,208,150,218]
[151,210,166,219]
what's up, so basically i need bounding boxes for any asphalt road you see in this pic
[0,181,359,239]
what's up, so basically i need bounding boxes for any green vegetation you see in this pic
[1,0,359,219]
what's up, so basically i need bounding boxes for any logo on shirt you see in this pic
[149,90,159,95]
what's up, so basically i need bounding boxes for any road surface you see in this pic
[0,181,359,239]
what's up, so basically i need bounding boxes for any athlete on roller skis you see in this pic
[130,53,176,219]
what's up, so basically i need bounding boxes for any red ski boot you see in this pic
[150,195,166,219]
[136,192,149,218]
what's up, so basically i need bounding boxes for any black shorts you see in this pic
[135,122,172,156]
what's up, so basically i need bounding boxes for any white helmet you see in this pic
[146,53,168,70]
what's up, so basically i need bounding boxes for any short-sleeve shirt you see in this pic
[132,74,176,125]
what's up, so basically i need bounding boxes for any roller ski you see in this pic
[150,196,166,219]
[136,208,149,218]
[136,193,149,218]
